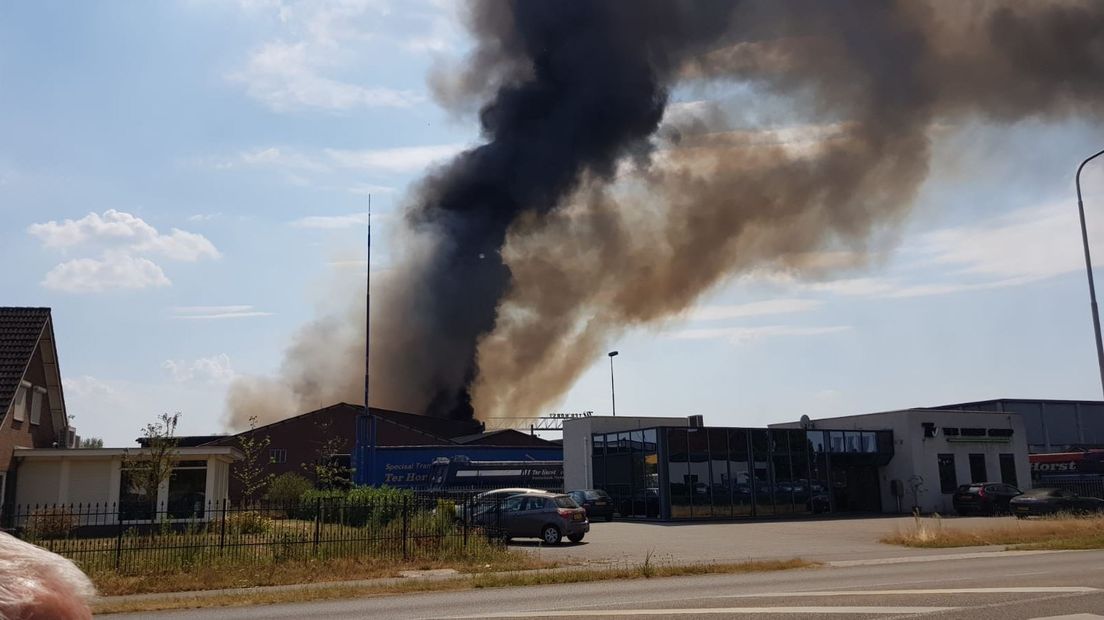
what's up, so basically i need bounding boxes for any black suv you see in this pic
[952,482,1021,516]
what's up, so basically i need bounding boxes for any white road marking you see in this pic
[442,607,960,618]
[1029,615,1104,620]
[828,550,1072,567]
[719,587,1100,598]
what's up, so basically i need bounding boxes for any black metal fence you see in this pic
[1,494,506,575]
[1040,478,1104,499]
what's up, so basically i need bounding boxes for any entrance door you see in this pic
[830,465,881,512]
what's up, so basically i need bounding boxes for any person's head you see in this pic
[0,532,96,620]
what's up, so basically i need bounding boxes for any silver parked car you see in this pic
[473,491,589,544]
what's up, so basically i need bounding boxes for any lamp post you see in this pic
[607,351,619,417]
[1076,148,1104,398]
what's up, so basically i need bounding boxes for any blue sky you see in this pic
[2,1,1104,446]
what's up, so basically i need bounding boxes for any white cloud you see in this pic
[323,144,466,174]
[171,305,273,320]
[290,213,368,229]
[28,210,220,261]
[687,299,822,321]
[65,375,118,399]
[228,27,421,111]
[29,210,219,294]
[211,143,465,177]
[163,354,236,384]
[913,202,1096,282]
[670,325,851,345]
[42,254,171,293]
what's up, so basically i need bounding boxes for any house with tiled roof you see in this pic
[0,307,75,506]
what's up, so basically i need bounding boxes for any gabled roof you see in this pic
[0,307,51,418]
[203,403,483,447]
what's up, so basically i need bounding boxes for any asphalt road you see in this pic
[101,549,1104,619]
[507,515,1024,566]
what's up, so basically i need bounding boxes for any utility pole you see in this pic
[608,351,619,416]
[1076,149,1104,398]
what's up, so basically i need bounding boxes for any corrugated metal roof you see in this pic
[0,307,50,418]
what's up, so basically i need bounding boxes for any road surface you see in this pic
[100,549,1104,619]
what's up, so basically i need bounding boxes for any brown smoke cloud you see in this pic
[227,0,1104,429]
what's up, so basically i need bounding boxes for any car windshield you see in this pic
[554,496,579,508]
[584,490,608,500]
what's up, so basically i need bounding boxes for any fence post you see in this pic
[462,498,468,548]
[312,497,321,555]
[114,502,123,571]
[219,499,227,553]
[402,496,410,561]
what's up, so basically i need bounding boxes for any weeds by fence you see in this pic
[2,494,506,575]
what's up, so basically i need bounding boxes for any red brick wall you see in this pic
[0,343,61,473]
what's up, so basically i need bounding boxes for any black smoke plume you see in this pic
[228,0,1104,428]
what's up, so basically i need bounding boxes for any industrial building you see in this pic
[565,405,1033,519]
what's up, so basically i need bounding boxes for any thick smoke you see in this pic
[228,0,1104,428]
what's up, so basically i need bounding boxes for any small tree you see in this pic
[123,412,180,512]
[234,416,273,505]
[79,437,104,448]
[301,416,352,489]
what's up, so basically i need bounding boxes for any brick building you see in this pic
[0,307,75,506]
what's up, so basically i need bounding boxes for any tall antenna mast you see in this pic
[370,193,375,414]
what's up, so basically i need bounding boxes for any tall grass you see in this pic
[883,513,1104,549]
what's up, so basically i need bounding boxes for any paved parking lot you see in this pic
[510,514,1013,566]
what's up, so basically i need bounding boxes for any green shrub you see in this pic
[25,507,77,539]
[299,486,417,526]
[265,473,313,507]
[226,510,273,535]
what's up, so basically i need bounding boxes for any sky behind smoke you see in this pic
[2,1,1104,444]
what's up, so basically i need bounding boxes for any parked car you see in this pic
[952,483,1022,516]
[455,487,546,522]
[471,491,589,544]
[1009,487,1104,518]
[567,489,615,522]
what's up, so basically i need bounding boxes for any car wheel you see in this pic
[541,525,562,545]
[568,533,585,543]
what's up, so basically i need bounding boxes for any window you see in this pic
[11,383,28,422]
[937,454,957,493]
[968,453,987,483]
[29,387,44,425]
[999,454,1018,487]
[167,463,207,519]
[270,448,287,464]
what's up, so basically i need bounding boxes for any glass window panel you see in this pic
[708,428,731,518]
[667,428,691,518]
[829,431,845,453]
[167,467,207,519]
[807,431,826,454]
[687,428,711,518]
[790,433,812,515]
[591,434,606,491]
[771,431,795,514]
[630,430,645,518]
[118,469,154,522]
[642,429,659,518]
[861,432,877,453]
[750,430,773,516]
[729,430,752,516]
[845,431,862,453]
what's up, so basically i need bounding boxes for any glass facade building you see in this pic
[591,426,893,520]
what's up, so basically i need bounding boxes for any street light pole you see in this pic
[607,351,619,417]
[1076,148,1104,398]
